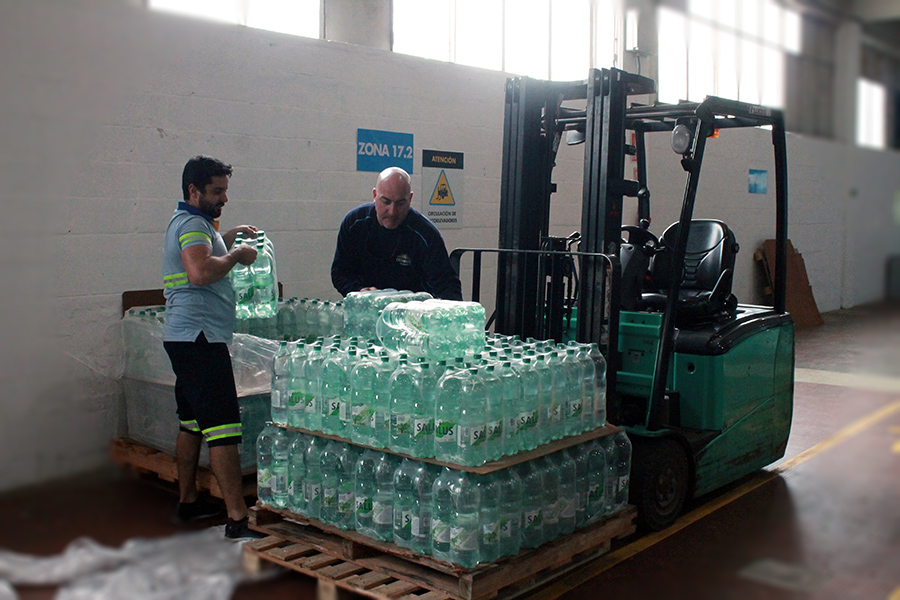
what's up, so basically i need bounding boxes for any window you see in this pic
[657,0,802,107]
[857,79,886,149]
[148,0,319,39]
[394,0,615,81]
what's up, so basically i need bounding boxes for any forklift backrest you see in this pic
[650,220,737,294]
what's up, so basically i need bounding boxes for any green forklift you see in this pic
[450,68,793,530]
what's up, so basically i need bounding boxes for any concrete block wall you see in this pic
[1,0,898,492]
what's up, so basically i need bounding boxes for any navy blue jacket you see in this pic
[331,204,463,301]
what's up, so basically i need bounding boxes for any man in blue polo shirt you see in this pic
[331,167,463,301]
[162,155,261,539]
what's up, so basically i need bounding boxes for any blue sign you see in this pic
[356,128,414,173]
[749,169,768,194]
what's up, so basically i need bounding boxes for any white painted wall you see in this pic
[1,0,898,492]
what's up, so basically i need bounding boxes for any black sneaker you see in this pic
[172,499,224,525]
[225,516,266,540]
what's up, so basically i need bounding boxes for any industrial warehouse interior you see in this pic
[1,1,899,599]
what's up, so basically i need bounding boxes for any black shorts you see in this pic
[163,332,242,448]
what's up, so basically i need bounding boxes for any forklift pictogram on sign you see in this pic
[429,170,455,205]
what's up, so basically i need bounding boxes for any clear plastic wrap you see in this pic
[0,527,269,600]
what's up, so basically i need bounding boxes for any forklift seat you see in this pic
[640,219,739,323]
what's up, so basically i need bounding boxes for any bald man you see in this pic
[331,167,463,300]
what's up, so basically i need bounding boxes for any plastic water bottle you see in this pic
[481,364,504,462]
[498,361,522,456]
[303,435,326,520]
[270,427,292,508]
[586,439,608,524]
[277,299,296,341]
[612,431,632,513]
[320,440,343,525]
[431,467,457,562]
[354,449,378,537]
[393,458,418,549]
[410,464,436,555]
[390,358,420,455]
[561,348,585,435]
[373,452,397,541]
[372,356,394,448]
[518,461,543,549]
[412,361,438,458]
[450,471,481,568]
[255,422,277,506]
[457,368,486,466]
[319,348,347,436]
[498,467,522,559]
[337,444,358,530]
[303,344,325,432]
[295,298,309,340]
[434,367,463,463]
[515,357,540,451]
[590,343,608,428]
[537,455,560,543]
[598,435,618,516]
[232,239,254,321]
[287,342,307,428]
[350,355,377,446]
[553,450,577,536]
[251,238,277,318]
[270,341,291,425]
[305,300,320,340]
[533,354,558,444]
[568,445,590,528]
[478,473,501,563]
[287,432,308,513]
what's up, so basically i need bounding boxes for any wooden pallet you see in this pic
[109,437,257,499]
[244,504,637,600]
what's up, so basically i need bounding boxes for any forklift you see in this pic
[450,68,793,530]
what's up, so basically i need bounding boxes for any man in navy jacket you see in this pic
[331,167,463,301]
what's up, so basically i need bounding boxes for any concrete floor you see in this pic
[1,303,898,600]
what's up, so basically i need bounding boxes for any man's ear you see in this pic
[188,183,201,201]
[372,188,378,201]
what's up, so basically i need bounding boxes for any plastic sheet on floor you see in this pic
[0,526,269,600]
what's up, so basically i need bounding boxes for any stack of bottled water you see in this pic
[343,290,434,339]
[231,231,278,324]
[376,299,486,361]
[256,423,632,568]
[237,296,345,342]
[267,332,608,467]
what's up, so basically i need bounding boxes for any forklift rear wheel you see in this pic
[630,437,690,531]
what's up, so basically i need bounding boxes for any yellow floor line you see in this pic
[529,399,900,600]
[795,368,900,393]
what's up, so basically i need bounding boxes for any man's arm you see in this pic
[183,243,257,287]
[331,220,367,296]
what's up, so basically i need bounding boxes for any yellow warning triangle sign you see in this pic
[429,170,455,205]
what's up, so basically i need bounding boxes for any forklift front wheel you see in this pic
[630,437,690,531]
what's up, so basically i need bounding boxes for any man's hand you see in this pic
[223,225,259,249]
[361,286,378,291]
[231,244,258,266]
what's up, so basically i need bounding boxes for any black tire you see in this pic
[629,436,691,531]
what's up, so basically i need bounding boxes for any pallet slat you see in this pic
[244,505,636,600]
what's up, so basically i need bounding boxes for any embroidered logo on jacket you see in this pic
[395,254,412,267]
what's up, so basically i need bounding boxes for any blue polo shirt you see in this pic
[162,202,235,343]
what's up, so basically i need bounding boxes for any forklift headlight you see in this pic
[671,124,693,155]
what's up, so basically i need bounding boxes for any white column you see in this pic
[832,20,861,145]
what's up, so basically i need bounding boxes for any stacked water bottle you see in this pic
[343,289,435,340]
[256,425,631,568]
[267,333,607,466]
[231,231,278,337]
[273,297,345,342]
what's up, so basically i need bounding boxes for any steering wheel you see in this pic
[622,225,659,250]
